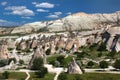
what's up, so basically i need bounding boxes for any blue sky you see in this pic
[0,0,120,26]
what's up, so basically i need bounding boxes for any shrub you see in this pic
[58,73,67,80]
[99,61,108,69]
[87,61,94,67]
[0,60,7,67]
[35,67,48,78]
[97,42,107,51]
[8,58,17,64]
[19,60,24,65]
[2,71,9,79]
[113,59,120,70]
[46,48,51,55]
[31,58,43,70]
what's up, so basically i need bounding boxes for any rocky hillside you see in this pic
[0,11,120,35]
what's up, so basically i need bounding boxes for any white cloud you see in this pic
[5,6,34,16]
[66,12,72,15]
[21,17,32,19]
[32,2,37,5]
[1,1,7,6]
[54,12,62,15]
[0,19,7,22]
[47,14,59,18]
[33,2,54,8]
[37,9,49,12]
[46,11,62,19]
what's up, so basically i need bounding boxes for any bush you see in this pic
[56,56,64,64]
[8,58,17,64]
[113,59,120,70]
[97,42,107,51]
[19,60,24,65]
[99,61,108,69]
[58,73,67,80]
[0,60,7,67]
[87,61,94,68]
[35,67,48,78]
[98,52,103,57]
[107,51,116,58]
[31,58,43,70]
[74,51,88,59]
[46,48,51,55]
[8,48,14,51]
[2,71,9,79]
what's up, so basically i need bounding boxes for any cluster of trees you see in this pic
[49,55,73,67]
[58,73,82,80]
[31,57,48,78]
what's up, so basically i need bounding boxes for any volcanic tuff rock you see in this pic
[67,58,83,74]
[0,11,120,34]
[0,44,9,59]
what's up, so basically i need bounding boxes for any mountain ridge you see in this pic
[0,11,120,35]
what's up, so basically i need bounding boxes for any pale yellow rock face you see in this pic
[67,58,83,74]
[65,39,74,50]
[0,45,9,59]
[2,11,119,34]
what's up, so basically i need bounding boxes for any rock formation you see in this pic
[0,44,9,59]
[29,46,46,68]
[67,58,83,74]
[0,11,120,35]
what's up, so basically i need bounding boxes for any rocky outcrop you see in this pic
[67,58,83,74]
[0,11,120,34]
[29,46,46,68]
[102,26,120,52]
[0,44,9,59]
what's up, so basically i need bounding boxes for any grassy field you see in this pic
[30,72,55,80]
[0,72,26,80]
[0,72,55,80]
[58,73,120,80]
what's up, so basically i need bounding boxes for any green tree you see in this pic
[87,61,94,68]
[35,67,48,78]
[113,59,120,70]
[2,71,9,79]
[107,51,116,59]
[58,73,67,80]
[75,75,82,80]
[8,58,17,64]
[99,61,108,69]
[31,58,43,70]
[19,60,24,65]
[0,60,7,67]
[97,42,107,51]
[46,48,51,55]
[56,56,64,64]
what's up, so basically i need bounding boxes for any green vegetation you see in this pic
[30,73,55,80]
[31,57,48,78]
[8,48,14,51]
[47,55,73,67]
[87,61,94,68]
[58,73,67,80]
[8,58,17,64]
[0,72,26,80]
[58,73,120,80]
[46,48,51,55]
[0,72,54,80]
[19,59,24,65]
[0,60,7,67]
[99,61,108,69]
[31,57,43,70]
[113,59,120,70]
[35,67,48,78]
[2,71,9,79]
